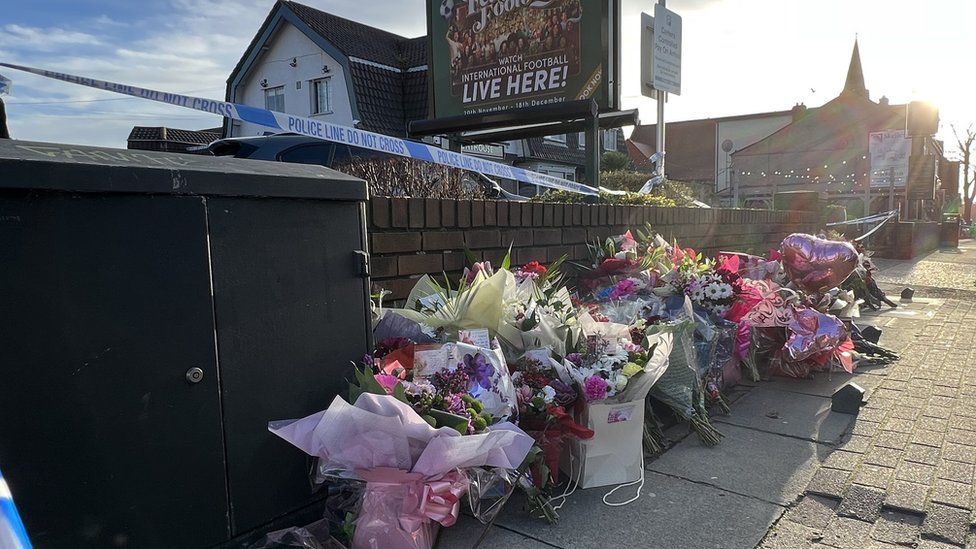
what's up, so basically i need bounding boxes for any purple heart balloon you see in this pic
[780,233,858,293]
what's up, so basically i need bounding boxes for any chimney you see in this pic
[791,102,807,121]
[879,95,889,106]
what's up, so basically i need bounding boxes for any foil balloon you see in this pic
[784,308,848,362]
[780,234,858,293]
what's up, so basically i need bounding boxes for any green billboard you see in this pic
[427,0,620,118]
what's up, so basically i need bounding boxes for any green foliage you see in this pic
[945,196,962,214]
[601,151,632,171]
[348,362,388,403]
[530,189,684,207]
[970,223,976,239]
[599,170,651,192]
[821,204,848,224]
[844,200,865,219]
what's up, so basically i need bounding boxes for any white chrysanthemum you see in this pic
[615,374,628,392]
[717,283,733,299]
[712,304,729,316]
[597,348,629,370]
[705,283,722,299]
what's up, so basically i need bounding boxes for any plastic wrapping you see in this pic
[247,519,343,549]
[645,317,723,446]
[694,316,736,396]
[352,469,466,549]
[465,467,517,525]
[268,394,535,549]
[413,341,517,420]
[372,312,436,346]
[645,321,698,418]
[248,481,362,549]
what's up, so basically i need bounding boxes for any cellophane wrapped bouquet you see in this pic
[365,252,598,524]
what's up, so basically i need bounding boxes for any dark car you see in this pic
[201,134,527,201]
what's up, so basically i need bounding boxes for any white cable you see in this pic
[602,454,646,507]
[547,442,582,511]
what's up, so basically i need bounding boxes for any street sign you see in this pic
[640,12,654,98]
[869,130,910,188]
[461,143,504,158]
[652,3,681,95]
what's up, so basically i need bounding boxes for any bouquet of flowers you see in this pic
[269,393,533,549]
[558,317,673,489]
[510,351,591,471]
[495,255,582,360]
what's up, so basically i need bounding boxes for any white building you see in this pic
[223,0,623,193]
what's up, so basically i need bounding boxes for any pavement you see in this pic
[759,241,976,549]
[437,241,976,549]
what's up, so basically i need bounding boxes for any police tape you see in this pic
[1,467,32,549]
[0,62,598,196]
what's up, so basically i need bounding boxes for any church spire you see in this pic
[843,39,869,99]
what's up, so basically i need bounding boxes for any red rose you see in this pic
[522,260,548,276]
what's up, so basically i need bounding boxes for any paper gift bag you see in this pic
[567,399,646,489]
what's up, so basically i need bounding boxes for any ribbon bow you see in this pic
[356,468,469,532]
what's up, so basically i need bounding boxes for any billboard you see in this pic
[427,0,619,118]
[869,130,910,188]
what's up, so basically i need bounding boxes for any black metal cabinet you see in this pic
[207,197,369,534]
[0,141,371,547]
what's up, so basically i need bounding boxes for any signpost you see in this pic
[652,3,682,96]
[640,1,681,189]
[869,130,910,189]
[869,130,912,215]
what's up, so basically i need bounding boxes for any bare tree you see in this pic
[951,124,975,222]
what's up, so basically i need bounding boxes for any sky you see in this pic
[1,0,975,157]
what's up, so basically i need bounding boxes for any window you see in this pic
[545,134,567,145]
[603,129,617,151]
[264,86,285,112]
[311,78,332,115]
[276,143,336,166]
[577,132,585,147]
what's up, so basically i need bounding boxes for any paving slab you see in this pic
[870,509,922,546]
[437,516,555,548]
[649,423,825,505]
[782,494,839,530]
[819,515,874,548]
[761,371,883,399]
[494,471,783,549]
[922,503,971,546]
[806,467,852,499]
[837,484,885,522]
[713,386,854,445]
[758,519,824,549]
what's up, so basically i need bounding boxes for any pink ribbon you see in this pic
[357,468,469,531]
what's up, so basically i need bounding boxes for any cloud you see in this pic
[0,24,104,51]
[2,0,430,147]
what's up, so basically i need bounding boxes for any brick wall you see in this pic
[369,198,820,299]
